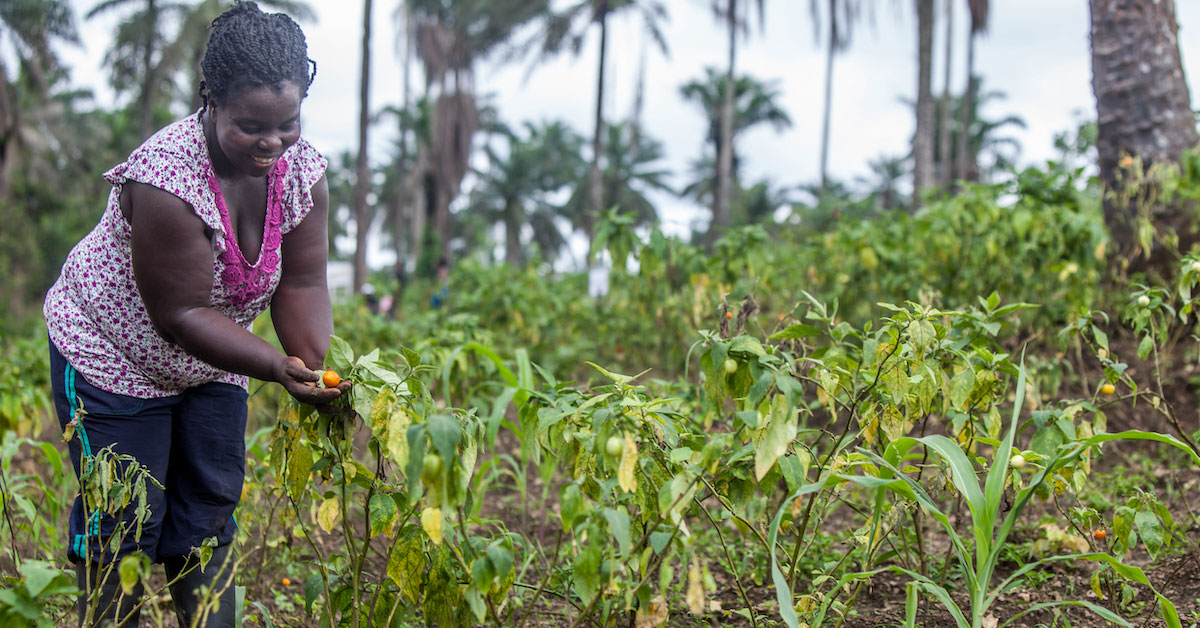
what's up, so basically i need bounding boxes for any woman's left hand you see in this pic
[275,355,349,405]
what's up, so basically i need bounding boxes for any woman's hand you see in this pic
[274,355,349,406]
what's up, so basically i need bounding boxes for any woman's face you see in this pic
[208,81,303,177]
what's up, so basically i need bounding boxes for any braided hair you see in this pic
[199,1,316,108]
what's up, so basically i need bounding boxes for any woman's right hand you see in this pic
[274,355,349,406]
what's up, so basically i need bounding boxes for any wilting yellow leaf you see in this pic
[635,595,668,628]
[686,561,706,615]
[421,507,443,545]
[618,433,638,493]
[317,498,341,534]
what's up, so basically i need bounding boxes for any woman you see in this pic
[42,3,346,626]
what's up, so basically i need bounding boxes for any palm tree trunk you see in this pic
[911,0,935,210]
[587,6,609,254]
[504,198,522,266]
[0,58,12,201]
[818,0,837,198]
[353,0,373,294]
[1090,0,1200,264]
[395,3,414,265]
[138,0,159,138]
[956,31,974,183]
[712,0,737,246]
[938,0,953,187]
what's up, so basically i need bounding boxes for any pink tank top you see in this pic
[43,111,327,398]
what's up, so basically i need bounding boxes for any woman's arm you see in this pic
[127,180,341,405]
[272,174,334,369]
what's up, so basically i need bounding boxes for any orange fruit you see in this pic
[322,370,341,388]
[281,577,292,586]
[725,311,734,320]
[1099,383,1115,396]
[1093,529,1106,541]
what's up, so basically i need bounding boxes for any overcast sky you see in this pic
[60,0,1200,247]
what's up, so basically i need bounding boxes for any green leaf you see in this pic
[369,493,398,538]
[285,441,314,502]
[604,507,632,556]
[304,573,321,614]
[1135,509,1165,557]
[907,320,936,352]
[325,335,354,373]
[949,368,975,411]
[387,526,425,605]
[573,537,603,604]
[426,414,462,464]
[770,324,821,340]
[754,395,796,481]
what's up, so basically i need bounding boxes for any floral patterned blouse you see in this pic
[44,111,327,398]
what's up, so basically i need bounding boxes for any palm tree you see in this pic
[679,69,792,216]
[0,0,78,198]
[911,0,935,209]
[937,0,953,187]
[352,0,374,293]
[527,0,669,249]
[711,0,766,247]
[86,0,176,138]
[1090,0,1199,264]
[406,0,555,265]
[810,0,860,197]
[933,81,1025,183]
[957,0,988,182]
[562,121,671,246]
[856,153,909,212]
[160,0,315,114]
[465,120,586,266]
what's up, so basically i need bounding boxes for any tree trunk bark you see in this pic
[818,0,837,198]
[504,197,522,266]
[395,4,414,265]
[938,0,953,188]
[1090,0,1200,263]
[352,0,373,294]
[712,0,737,246]
[138,0,159,138]
[956,33,974,183]
[912,0,935,210]
[587,6,609,260]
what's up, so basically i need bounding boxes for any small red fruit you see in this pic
[1094,529,1107,541]
[281,577,292,586]
[322,370,341,388]
[725,311,734,320]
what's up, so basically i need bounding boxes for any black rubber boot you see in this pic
[164,544,237,628]
[76,561,143,627]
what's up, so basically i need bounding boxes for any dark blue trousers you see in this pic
[49,340,247,564]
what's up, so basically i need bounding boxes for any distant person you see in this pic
[362,282,380,315]
[431,257,450,309]
[41,3,348,626]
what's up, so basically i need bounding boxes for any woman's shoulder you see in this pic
[105,113,206,184]
[285,136,327,180]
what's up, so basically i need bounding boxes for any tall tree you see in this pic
[957,0,988,182]
[679,68,792,209]
[0,0,78,198]
[932,80,1025,183]
[911,0,935,209]
[530,0,669,250]
[711,0,765,246]
[810,0,860,197]
[87,0,172,138]
[353,0,373,293]
[562,121,670,243]
[465,120,586,265]
[937,0,952,186]
[1090,0,1200,263]
[408,0,554,266]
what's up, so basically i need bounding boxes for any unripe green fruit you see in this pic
[723,358,739,375]
[605,436,623,458]
[1137,295,1151,307]
[421,453,444,484]
[1190,260,1200,274]
[1009,454,1026,469]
